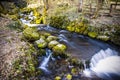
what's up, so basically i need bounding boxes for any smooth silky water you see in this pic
[20,14,120,80]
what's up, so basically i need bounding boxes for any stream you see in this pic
[20,12,120,80]
[38,25,120,80]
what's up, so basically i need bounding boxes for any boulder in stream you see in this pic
[48,40,59,49]
[52,44,67,54]
[23,27,39,41]
[35,38,47,48]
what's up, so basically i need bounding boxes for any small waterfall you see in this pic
[83,48,120,80]
[39,49,52,73]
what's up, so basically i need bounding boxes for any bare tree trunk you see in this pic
[89,0,92,13]
[78,0,83,12]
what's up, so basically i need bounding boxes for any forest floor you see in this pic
[0,17,27,79]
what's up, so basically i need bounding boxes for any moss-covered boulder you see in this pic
[88,32,98,38]
[55,76,61,80]
[67,26,75,32]
[97,35,109,41]
[48,40,59,49]
[23,27,39,41]
[52,44,67,54]
[66,74,72,80]
[35,17,44,24]
[49,15,69,28]
[46,36,58,42]
[35,38,47,48]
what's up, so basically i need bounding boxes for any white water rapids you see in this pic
[84,48,120,80]
[39,49,52,73]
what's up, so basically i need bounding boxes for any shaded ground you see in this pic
[0,17,26,79]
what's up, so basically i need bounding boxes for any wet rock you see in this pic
[35,38,47,48]
[88,32,97,38]
[97,35,109,41]
[48,40,59,49]
[52,44,67,54]
[23,27,39,41]
[46,36,58,42]
[66,74,72,80]
[55,76,61,80]
[35,17,43,24]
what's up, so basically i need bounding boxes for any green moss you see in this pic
[11,43,42,79]
[38,49,46,56]
[88,32,98,38]
[67,26,75,32]
[55,76,61,80]
[35,17,43,24]
[35,38,47,48]
[97,35,109,41]
[46,36,58,42]
[66,74,72,80]
[23,27,39,41]
[39,31,51,38]
[48,40,59,49]
[79,26,86,34]
[20,8,33,14]
[52,44,67,54]
[49,15,69,28]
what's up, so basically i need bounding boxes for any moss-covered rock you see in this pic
[23,27,39,41]
[49,15,69,28]
[66,74,72,80]
[48,40,59,49]
[35,38,47,48]
[52,44,67,54]
[88,32,98,38]
[35,17,44,24]
[46,36,58,42]
[97,35,109,41]
[67,26,75,32]
[55,76,61,80]
[33,9,41,18]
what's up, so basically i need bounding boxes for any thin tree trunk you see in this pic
[78,0,83,12]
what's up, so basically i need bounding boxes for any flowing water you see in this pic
[39,48,52,74]
[38,25,120,80]
[20,14,120,80]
